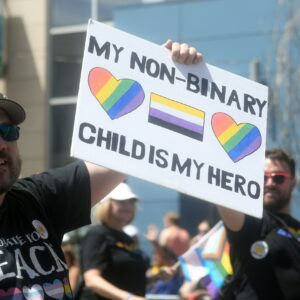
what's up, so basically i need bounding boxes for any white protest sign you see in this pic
[71,19,268,218]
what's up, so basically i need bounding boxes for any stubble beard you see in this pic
[0,151,22,195]
[264,189,291,214]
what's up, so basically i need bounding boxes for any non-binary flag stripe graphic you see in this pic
[149,93,205,141]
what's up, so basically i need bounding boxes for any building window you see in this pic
[51,32,86,98]
[51,0,91,27]
[50,103,77,168]
[97,0,142,22]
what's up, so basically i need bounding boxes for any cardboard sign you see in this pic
[71,19,268,218]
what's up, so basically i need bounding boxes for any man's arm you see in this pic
[85,162,126,207]
[217,205,245,232]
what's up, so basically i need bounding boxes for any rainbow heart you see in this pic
[43,279,64,299]
[211,112,262,162]
[23,285,44,300]
[0,288,22,300]
[88,67,145,120]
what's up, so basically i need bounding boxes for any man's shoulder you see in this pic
[179,227,190,238]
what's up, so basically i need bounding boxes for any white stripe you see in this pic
[150,101,204,125]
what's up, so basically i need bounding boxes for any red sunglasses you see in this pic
[264,172,291,185]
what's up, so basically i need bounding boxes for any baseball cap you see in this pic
[0,93,26,125]
[104,182,139,201]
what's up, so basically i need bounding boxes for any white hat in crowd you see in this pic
[104,182,139,201]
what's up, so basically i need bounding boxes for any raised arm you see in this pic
[85,162,126,207]
[217,205,245,232]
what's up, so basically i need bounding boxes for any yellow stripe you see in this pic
[151,93,204,118]
[96,78,120,104]
[218,123,245,144]
[221,252,233,275]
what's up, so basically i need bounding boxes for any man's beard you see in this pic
[264,188,291,214]
[0,150,22,194]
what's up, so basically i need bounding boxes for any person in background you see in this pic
[80,183,149,300]
[62,242,81,292]
[146,244,184,295]
[190,219,211,245]
[146,224,184,295]
[159,211,191,256]
[218,148,300,299]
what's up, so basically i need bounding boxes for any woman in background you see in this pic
[80,183,148,300]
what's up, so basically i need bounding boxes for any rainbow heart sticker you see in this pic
[211,112,262,162]
[88,67,145,119]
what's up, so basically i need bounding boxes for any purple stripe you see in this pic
[115,90,144,118]
[206,280,220,299]
[149,107,204,134]
[234,135,262,162]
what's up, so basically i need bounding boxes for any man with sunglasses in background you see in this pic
[218,148,300,300]
[0,42,202,299]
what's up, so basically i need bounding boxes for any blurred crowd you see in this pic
[62,183,213,300]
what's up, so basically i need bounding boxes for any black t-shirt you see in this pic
[227,211,300,300]
[0,161,91,299]
[80,224,149,300]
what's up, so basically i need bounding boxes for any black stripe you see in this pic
[148,116,203,141]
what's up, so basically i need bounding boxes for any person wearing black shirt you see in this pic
[80,183,148,300]
[218,149,300,300]
[0,40,202,300]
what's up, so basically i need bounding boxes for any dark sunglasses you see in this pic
[0,124,20,142]
[264,172,291,185]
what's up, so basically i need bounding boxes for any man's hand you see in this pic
[163,39,203,65]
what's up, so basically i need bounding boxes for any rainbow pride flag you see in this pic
[179,221,232,299]
[149,93,205,141]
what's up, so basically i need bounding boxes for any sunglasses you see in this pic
[0,124,20,142]
[264,172,291,185]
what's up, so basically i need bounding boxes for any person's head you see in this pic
[0,94,25,197]
[152,246,177,267]
[264,148,296,213]
[197,219,210,236]
[163,211,180,227]
[97,183,139,229]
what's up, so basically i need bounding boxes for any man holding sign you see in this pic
[0,43,200,299]
[70,19,300,300]
[218,148,300,300]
